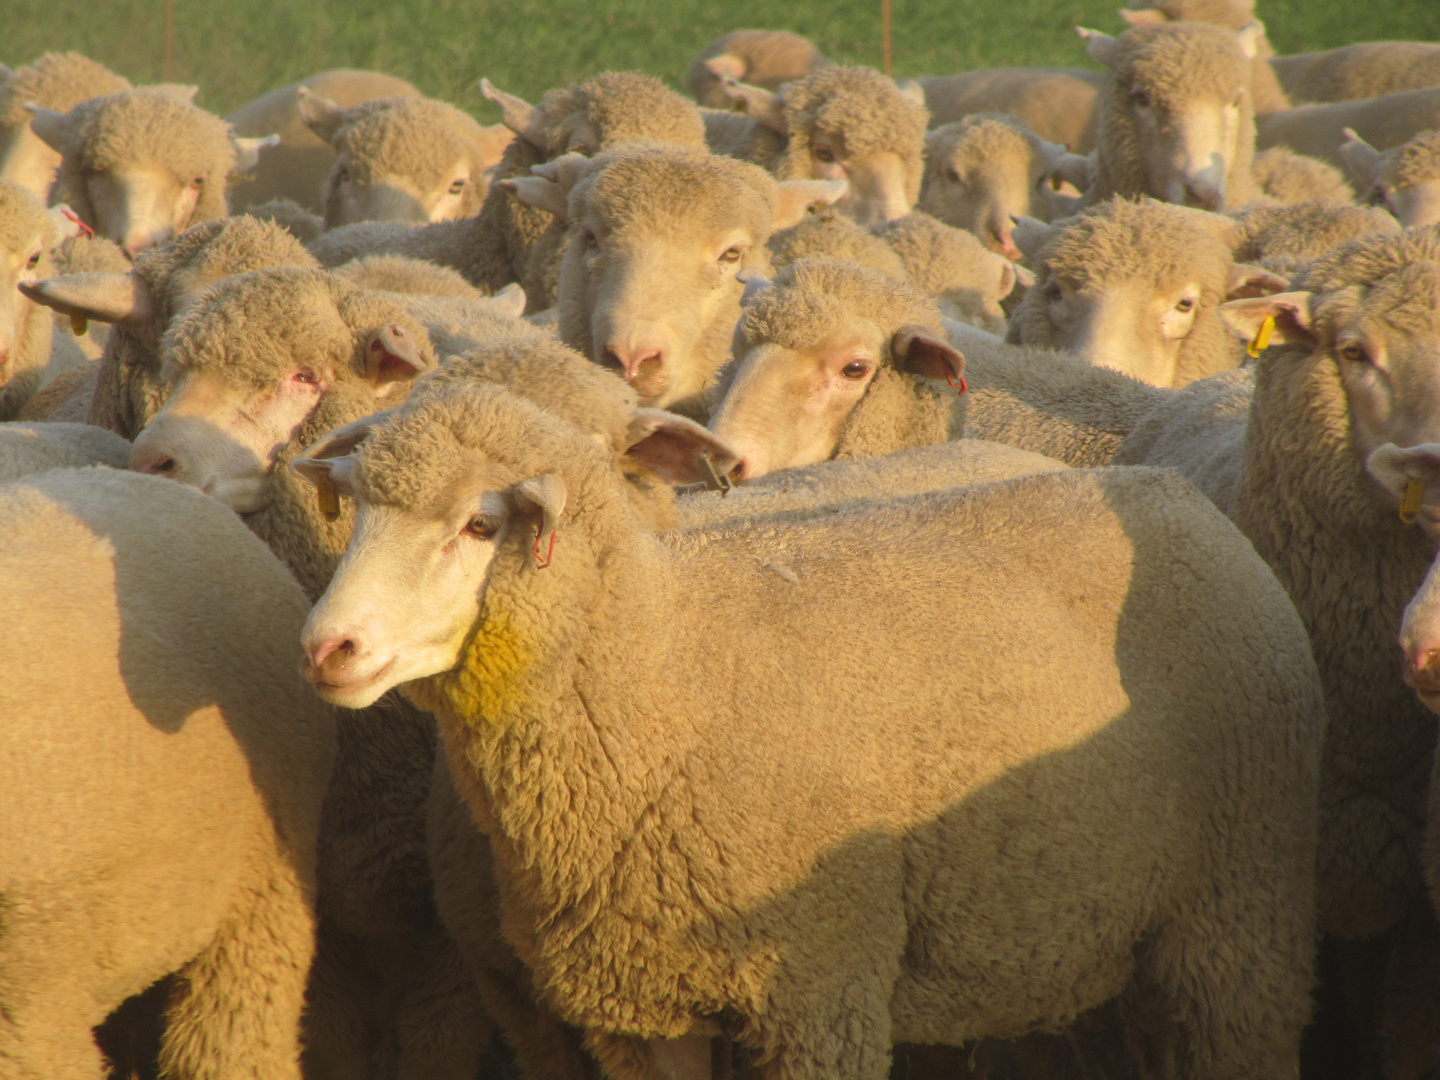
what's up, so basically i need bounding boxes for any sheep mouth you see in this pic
[311,658,396,699]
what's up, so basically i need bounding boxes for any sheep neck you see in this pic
[1232,344,1438,936]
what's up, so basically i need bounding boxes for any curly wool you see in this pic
[878,211,1011,324]
[1089,22,1257,207]
[0,52,130,129]
[0,182,60,419]
[49,91,238,227]
[684,30,829,102]
[1229,199,1399,277]
[1251,146,1355,206]
[767,210,907,280]
[323,96,495,222]
[1387,129,1440,188]
[928,113,1039,177]
[332,253,483,299]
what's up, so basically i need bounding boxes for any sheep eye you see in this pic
[1340,343,1372,365]
[813,146,836,164]
[1131,89,1151,109]
[293,369,319,385]
[1174,297,1195,313]
[945,167,963,184]
[448,178,466,195]
[464,515,499,539]
[337,167,350,183]
[26,252,40,269]
[582,228,598,248]
[840,360,871,380]
[719,246,743,264]
[191,175,205,189]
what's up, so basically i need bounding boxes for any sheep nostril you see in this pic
[729,458,749,483]
[143,457,176,476]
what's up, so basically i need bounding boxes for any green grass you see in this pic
[5,0,1439,120]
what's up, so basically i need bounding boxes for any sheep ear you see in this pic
[1218,292,1314,345]
[364,323,433,396]
[704,54,747,82]
[1036,137,1072,173]
[1077,28,1122,69]
[1338,128,1385,187]
[531,152,591,191]
[1366,444,1440,508]
[149,84,200,104]
[502,176,569,218]
[892,323,966,385]
[489,282,527,318]
[898,80,927,108]
[1011,215,1053,261]
[297,88,349,143]
[721,78,788,135]
[474,122,515,164]
[480,79,548,150]
[293,413,390,492]
[513,474,567,542]
[621,408,742,485]
[1054,152,1092,192]
[1225,264,1290,301]
[232,134,280,173]
[25,105,70,153]
[1234,21,1263,61]
[772,179,848,230]
[1118,8,1168,25]
[19,272,154,332]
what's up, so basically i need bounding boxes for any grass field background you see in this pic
[5,0,1439,120]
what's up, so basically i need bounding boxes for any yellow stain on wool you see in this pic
[413,609,532,728]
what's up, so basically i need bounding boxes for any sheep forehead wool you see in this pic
[1144,0,1255,29]
[355,380,606,511]
[1390,130,1440,187]
[0,180,57,254]
[780,66,929,161]
[1041,198,1232,293]
[1115,22,1252,105]
[161,267,407,387]
[575,143,775,235]
[1299,223,1440,297]
[335,97,483,186]
[768,211,907,279]
[541,71,707,151]
[934,114,1038,171]
[76,90,236,180]
[0,51,130,129]
[1297,226,1440,338]
[741,257,940,353]
[881,211,997,296]
[1231,200,1399,273]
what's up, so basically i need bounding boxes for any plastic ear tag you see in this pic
[316,473,341,521]
[70,313,87,336]
[698,451,732,496]
[1401,477,1424,525]
[1247,314,1274,359]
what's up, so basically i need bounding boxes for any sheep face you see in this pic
[1129,85,1245,211]
[86,165,205,257]
[128,270,432,513]
[1368,443,1440,706]
[327,150,474,227]
[1342,131,1440,231]
[708,259,952,479]
[0,184,58,388]
[919,119,1083,259]
[1385,183,1440,232]
[0,125,62,199]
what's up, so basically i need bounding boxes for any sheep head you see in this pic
[1340,128,1440,231]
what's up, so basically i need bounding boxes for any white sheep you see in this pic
[684,30,830,108]
[1256,88,1440,169]
[911,67,1107,153]
[0,52,131,197]
[1272,42,1440,104]
[0,420,130,481]
[1339,127,1440,228]
[295,377,1322,1080]
[0,466,334,1079]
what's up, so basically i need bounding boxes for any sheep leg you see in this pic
[157,850,315,1080]
[1374,900,1440,1080]
[0,989,107,1080]
[300,921,384,1080]
[393,930,496,1080]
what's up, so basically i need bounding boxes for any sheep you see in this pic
[1367,444,1440,704]
[684,30,830,108]
[1271,42,1440,105]
[1115,225,1440,1074]
[708,257,1168,478]
[709,65,929,227]
[1118,0,1292,113]
[295,376,1322,1080]
[124,264,538,1080]
[0,180,88,420]
[1250,145,1356,205]
[298,92,513,227]
[1255,88,1440,169]
[917,115,1091,258]
[1227,198,1401,277]
[244,196,328,242]
[1006,198,1287,387]
[502,141,848,417]
[225,69,423,213]
[0,465,335,1080]
[26,88,279,255]
[20,214,320,437]
[308,71,708,313]
[0,420,130,481]
[766,209,1018,333]
[910,68,1106,154]
[0,51,131,197]
[1339,128,1440,229]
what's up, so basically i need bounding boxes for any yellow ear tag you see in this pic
[70,313,87,336]
[316,473,341,521]
[1247,314,1275,359]
[1401,477,1424,525]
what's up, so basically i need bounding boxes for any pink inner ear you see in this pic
[896,333,964,385]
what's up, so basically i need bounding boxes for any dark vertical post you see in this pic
[164,0,176,81]
[882,0,893,75]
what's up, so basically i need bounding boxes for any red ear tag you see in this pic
[61,208,94,238]
[945,371,968,395]
[532,526,557,569]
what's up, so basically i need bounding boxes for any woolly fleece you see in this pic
[0,52,131,130]
[1251,146,1355,206]
[1228,198,1400,277]
[0,180,61,420]
[1272,43,1440,105]
[684,30,830,106]
[0,420,131,482]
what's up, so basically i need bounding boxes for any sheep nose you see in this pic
[302,637,358,684]
[602,345,669,399]
[129,442,178,477]
[728,457,750,484]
